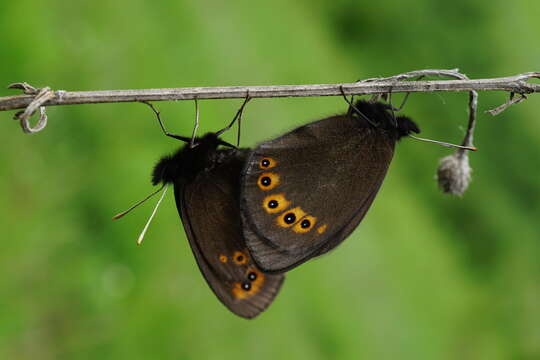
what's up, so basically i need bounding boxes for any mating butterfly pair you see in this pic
[121,100,419,318]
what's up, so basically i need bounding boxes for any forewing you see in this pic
[176,151,284,318]
[241,115,395,272]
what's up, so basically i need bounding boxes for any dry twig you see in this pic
[1,70,539,113]
[1,69,539,195]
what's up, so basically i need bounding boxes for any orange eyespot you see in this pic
[257,172,280,190]
[276,207,306,228]
[259,157,277,169]
[293,215,317,233]
[219,255,228,263]
[231,268,266,299]
[262,193,290,214]
[233,251,248,265]
[317,224,328,234]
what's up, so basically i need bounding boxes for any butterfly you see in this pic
[240,100,420,273]
[116,100,284,318]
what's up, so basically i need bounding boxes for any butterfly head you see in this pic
[151,132,235,186]
[394,115,420,140]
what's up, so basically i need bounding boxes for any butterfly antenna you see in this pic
[136,186,168,245]
[112,184,166,220]
[409,134,477,151]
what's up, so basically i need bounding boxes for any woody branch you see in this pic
[1,69,539,112]
[1,69,538,196]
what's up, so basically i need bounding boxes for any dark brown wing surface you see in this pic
[241,114,395,272]
[176,151,284,318]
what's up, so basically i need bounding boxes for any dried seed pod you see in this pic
[437,151,472,196]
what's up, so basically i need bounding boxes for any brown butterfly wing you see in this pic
[241,114,395,272]
[176,151,284,318]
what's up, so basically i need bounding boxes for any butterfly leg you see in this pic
[140,101,191,143]
[189,98,200,148]
[387,89,398,127]
[385,75,424,127]
[216,91,252,146]
[387,74,424,113]
[338,85,379,127]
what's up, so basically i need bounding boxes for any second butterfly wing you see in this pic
[241,101,418,273]
[177,148,284,318]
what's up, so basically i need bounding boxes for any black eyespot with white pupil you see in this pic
[261,159,270,168]
[261,177,271,186]
[242,282,251,291]
[268,200,278,208]
[236,255,244,262]
[301,219,311,228]
[284,213,296,224]
[248,272,257,281]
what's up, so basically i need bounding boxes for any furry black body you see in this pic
[150,132,285,318]
[152,133,230,186]
[349,100,420,140]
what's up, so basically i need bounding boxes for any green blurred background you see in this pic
[1,1,539,359]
